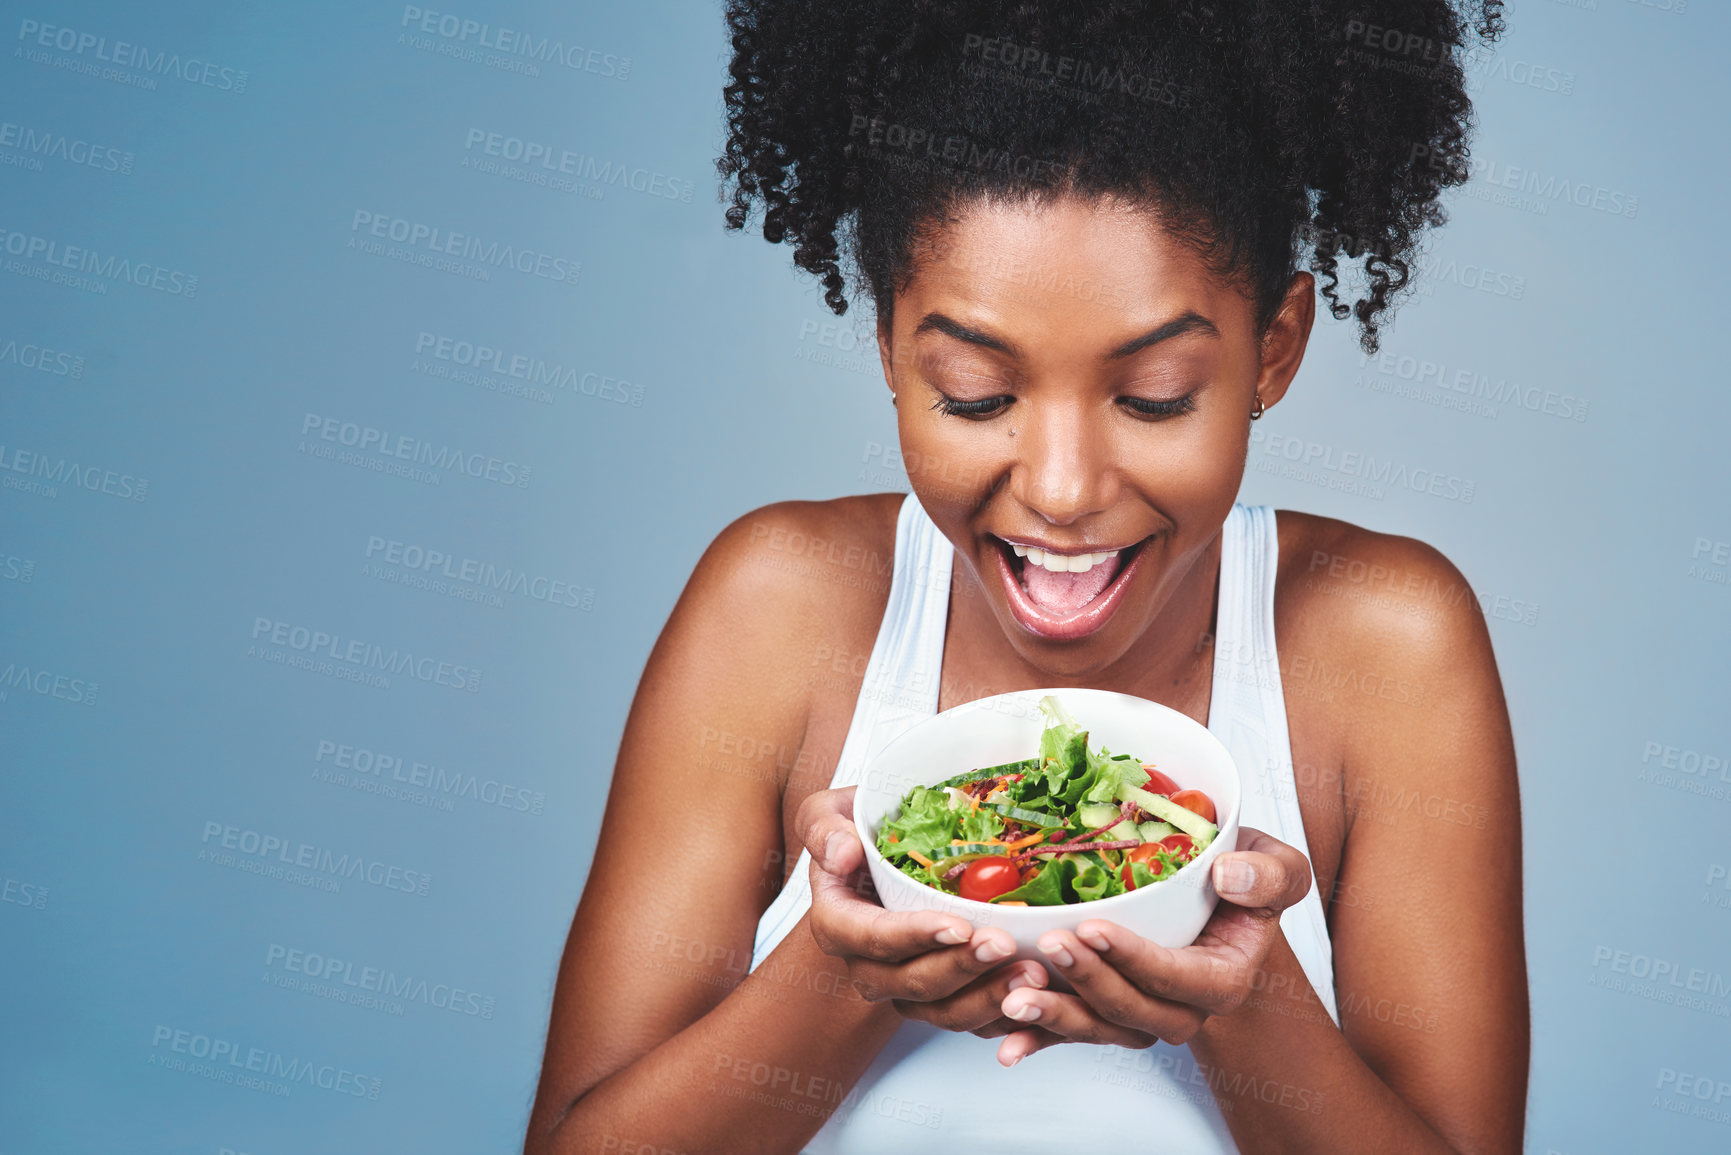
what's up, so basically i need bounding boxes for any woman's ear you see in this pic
[1254,272,1317,412]
[877,316,897,402]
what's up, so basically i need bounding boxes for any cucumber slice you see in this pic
[933,759,1039,789]
[1136,820,1177,842]
[929,843,1004,859]
[1107,819,1142,842]
[986,802,1068,828]
[1114,782,1219,843]
[1077,802,1121,829]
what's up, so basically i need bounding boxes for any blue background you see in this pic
[1,1,1726,1152]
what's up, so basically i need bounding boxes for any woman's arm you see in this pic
[1191,536,1527,1153]
[523,502,911,1155]
[989,534,1529,1154]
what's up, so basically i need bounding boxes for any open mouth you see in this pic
[992,533,1152,640]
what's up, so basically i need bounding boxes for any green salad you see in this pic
[875,696,1220,905]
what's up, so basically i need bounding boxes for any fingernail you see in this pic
[1037,940,1074,968]
[1004,964,1046,993]
[1077,928,1109,952]
[823,832,847,868]
[974,937,1011,963]
[934,925,968,946]
[1007,1000,1042,1022]
[1216,859,1256,897]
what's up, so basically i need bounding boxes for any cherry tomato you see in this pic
[1141,765,1180,795]
[959,857,1022,903]
[1169,789,1217,824]
[1156,832,1197,860]
[1120,842,1167,890]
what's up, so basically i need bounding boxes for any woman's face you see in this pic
[879,194,1314,679]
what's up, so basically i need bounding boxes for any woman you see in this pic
[526,2,1527,1152]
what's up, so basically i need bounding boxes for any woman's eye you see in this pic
[932,394,1012,419]
[1118,393,1198,420]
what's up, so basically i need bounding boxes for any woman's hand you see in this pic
[993,826,1314,1067]
[797,785,1052,1039]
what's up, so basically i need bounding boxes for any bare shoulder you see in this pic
[671,493,906,734]
[1273,509,1498,691]
[691,492,904,634]
[1269,510,1516,822]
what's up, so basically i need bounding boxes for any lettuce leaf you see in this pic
[1080,749,1139,806]
[1037,695,1092,802]
[1070,856,1118,902]
[990,857,1074,905]
[877,785,955,860]
[957,804,1004,845]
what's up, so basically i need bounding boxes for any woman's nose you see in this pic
[1010,400,1117,526]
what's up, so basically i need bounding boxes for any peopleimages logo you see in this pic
[364,536,594,611]
[0,334,85,378]
[398,6,630,79]
[462,129,694,202]
[249,617,483,693]
[299,412,531,489]
[200,820,433,897]
[413,331,644,406]
[265,943,498,1018]
[1249,429,1475,504]
[315,737,547,815]
[149,1025,381,1099]
[0,119,133,173]
[0,660,98,706]
[349,210,579,285]
[1356,349,1589,422]
[0,225,197,295]
[0,444,148,500]
[15,19,250,92]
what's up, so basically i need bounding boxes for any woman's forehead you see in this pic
[897,196,1252,342]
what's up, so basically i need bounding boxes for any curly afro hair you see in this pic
[719,1,1503,353]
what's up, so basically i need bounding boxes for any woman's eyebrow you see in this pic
[910,309,1219,360]
[912,312,1021,356]
[1108,311,1220,359]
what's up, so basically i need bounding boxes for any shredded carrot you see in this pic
[908,849,934,868]
[995,900,1029,907]
[887,833,899,843]
[952,837,1006,846]
[1005,831,1046,852]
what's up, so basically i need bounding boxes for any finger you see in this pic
[1067,916,1269,1018]
[1210,824,1313,913]
[795,785,864,875]
[995,1025,1070,1067]
[807,862,973,962]
[841,922,1021,1000]
[1028,929,1208,1042]
[996,985,1157,1053]
[889,959,1049,1032]
[967,1015,1030,1040]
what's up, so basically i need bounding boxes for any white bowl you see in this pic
[852,687,1241,986]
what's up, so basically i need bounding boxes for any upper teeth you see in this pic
[1010,542,1120,573]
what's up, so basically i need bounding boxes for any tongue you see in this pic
[1021,556,1120,615]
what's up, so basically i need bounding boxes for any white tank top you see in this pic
[750,493,1340,1153]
